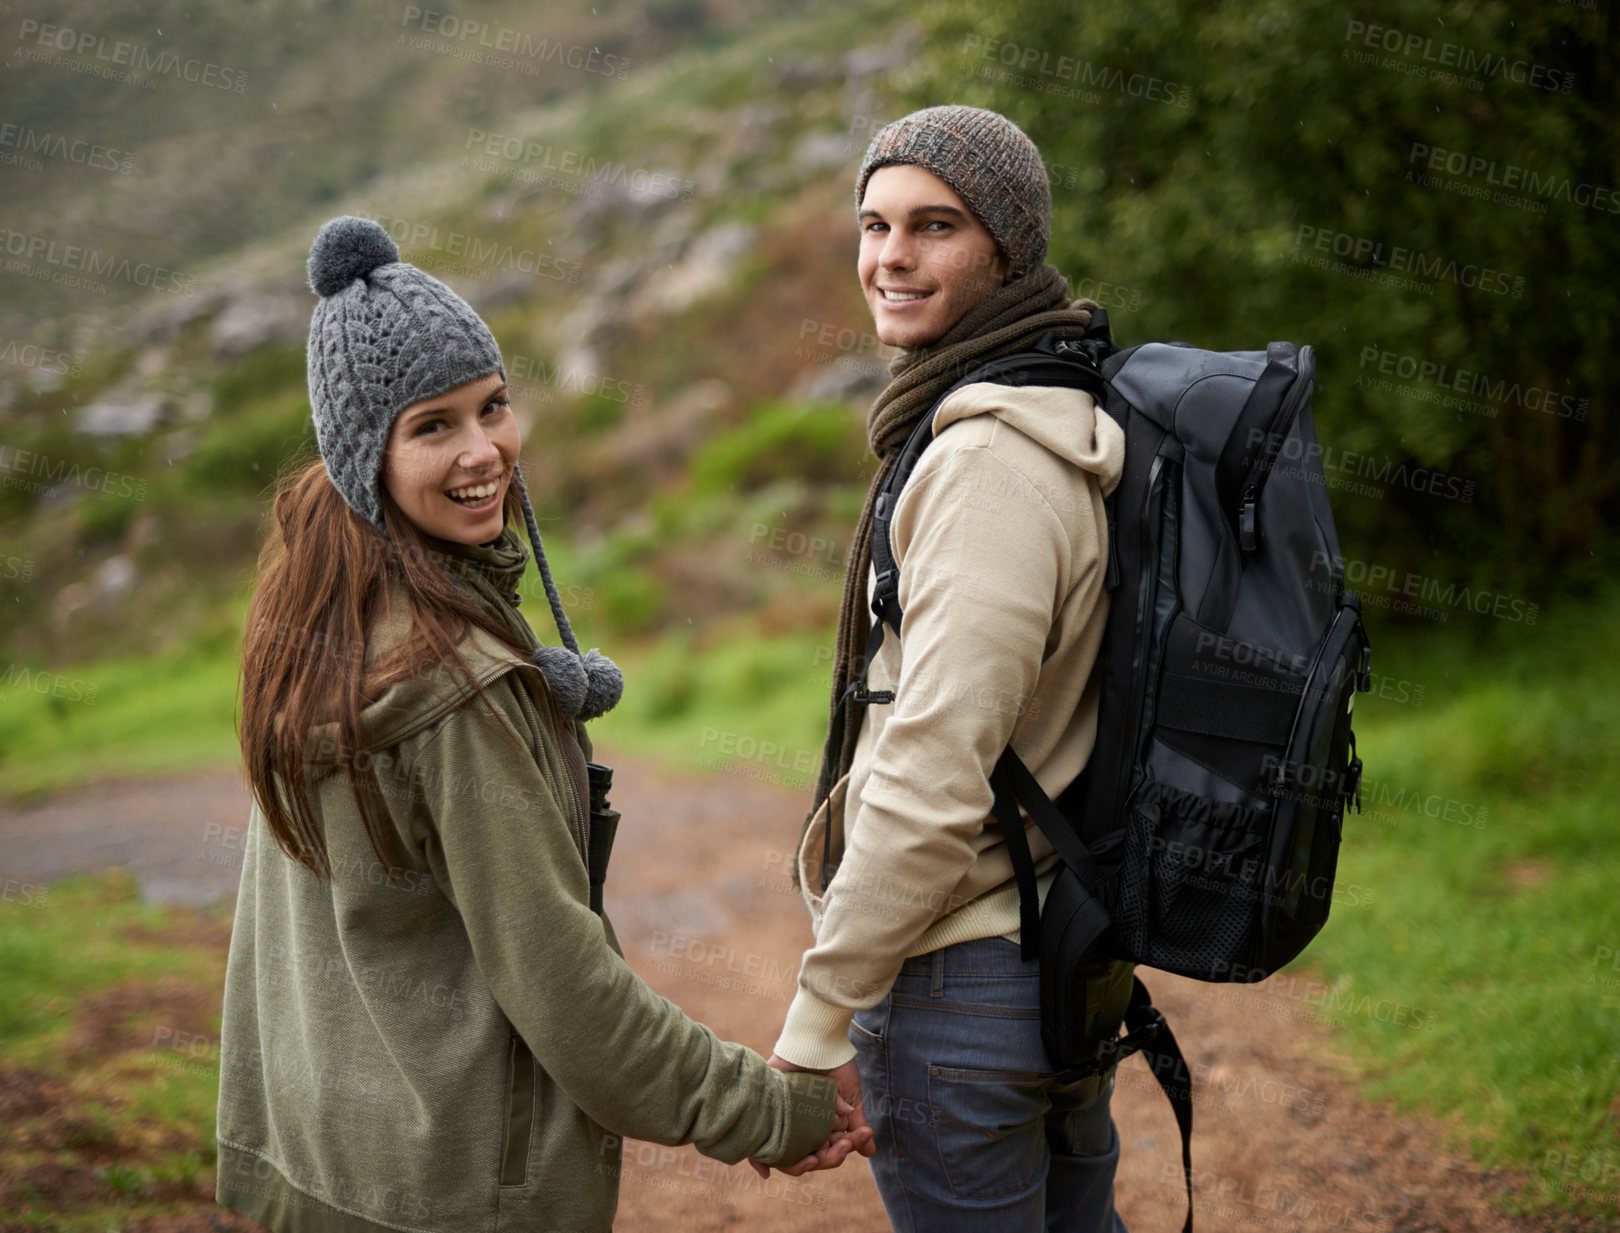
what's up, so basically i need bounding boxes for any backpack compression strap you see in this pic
[1121,977,1196,1233]
[1125,977,1196,1233]
[993,748,1195,1231]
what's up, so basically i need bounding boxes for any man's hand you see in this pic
[748,1053,877,1179]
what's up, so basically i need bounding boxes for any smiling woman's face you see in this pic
[381,371,518,546]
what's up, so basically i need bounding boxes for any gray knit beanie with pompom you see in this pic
[307,215,509,532]
[304,214,621,721]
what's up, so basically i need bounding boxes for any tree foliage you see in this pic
[909,0,1617,603]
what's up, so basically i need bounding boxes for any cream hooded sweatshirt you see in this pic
[774,380,1126,1069]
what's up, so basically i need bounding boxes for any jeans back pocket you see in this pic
[926,1065,1052,1200]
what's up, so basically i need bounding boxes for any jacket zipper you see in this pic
[554,708,591,875]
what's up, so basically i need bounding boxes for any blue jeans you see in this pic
[851,937,1128,1233]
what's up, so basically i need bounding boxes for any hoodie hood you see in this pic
[303,527,539,768]
[934,380,1125,499]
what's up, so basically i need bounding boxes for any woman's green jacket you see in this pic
[216,530,836,1233]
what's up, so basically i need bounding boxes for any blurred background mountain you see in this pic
[3,0,899,669]
[4,0,1612,678]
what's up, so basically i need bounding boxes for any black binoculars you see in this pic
[585,762,620,915]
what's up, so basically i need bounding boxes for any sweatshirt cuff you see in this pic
[773,986,857,1070]
[763,1071,839,1167]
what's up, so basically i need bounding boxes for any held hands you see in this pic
[747,1055,877,1179]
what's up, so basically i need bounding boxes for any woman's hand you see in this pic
[747,1055,876,1179]
[748,1092,867,1178]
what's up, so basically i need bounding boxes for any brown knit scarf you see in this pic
[801,264,1103,867]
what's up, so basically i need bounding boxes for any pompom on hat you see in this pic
[855,105,1051,279]
[306,215,401,298]
[303,215,620,720]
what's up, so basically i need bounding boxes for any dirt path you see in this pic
[0,754,1541,1232]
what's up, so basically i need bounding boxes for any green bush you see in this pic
[77,491,143,545]
[577,391,628,435]
[211,345,307,418]
[689,403,864,497]
[180,394,313,498]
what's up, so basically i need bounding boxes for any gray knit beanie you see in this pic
[303,214,621,721]
[855,105,1051,278]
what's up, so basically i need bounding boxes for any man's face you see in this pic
[858,163,1010,348]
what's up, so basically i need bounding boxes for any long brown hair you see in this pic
[238,454,528,879]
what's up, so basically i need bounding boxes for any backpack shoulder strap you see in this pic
[868,408,938,638]
[867,318,1116,641]
[823,315,1117,892]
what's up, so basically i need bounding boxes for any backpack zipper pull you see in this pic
[1239,491,1259,552]
[1104,501,1121,591]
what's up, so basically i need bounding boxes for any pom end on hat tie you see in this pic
[577,649,623,721]
[530,646,623,722]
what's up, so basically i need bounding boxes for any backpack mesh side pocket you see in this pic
[1115,781,1272,980]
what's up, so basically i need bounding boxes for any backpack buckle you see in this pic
[840,676,894,708]
[1342,733,1364,814]
[1089,1004,1167,1077]
[1268,756,1291,796]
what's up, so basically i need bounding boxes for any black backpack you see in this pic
[841,310,1372,1232]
